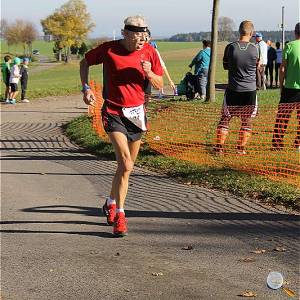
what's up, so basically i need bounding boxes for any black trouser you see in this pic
[21,80,27,100]
[272,88,300,148]
[265,63,274,87]
[274,63,281,86]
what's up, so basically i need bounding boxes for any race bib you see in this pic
[122,104,147,131]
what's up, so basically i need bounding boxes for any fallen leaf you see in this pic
[238,291,257,297]
[239,257,255,263]
[152,272,163,276]
[282,287,296,297]
[273,247,287,252]
[181,245,193,250]
[250,249,266,254]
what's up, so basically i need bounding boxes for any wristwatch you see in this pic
[81,83,90,93]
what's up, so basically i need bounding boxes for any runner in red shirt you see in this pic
[80,15,163,237]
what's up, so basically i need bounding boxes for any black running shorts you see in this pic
[101,108,144,142]
[10,83,18,92]
[218,89,258,131]
[280,87,300,103]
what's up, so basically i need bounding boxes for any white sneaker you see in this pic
[21,99,30,103]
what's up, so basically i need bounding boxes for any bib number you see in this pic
[122,104,147,131]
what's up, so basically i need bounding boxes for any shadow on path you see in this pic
[19,205,300,222]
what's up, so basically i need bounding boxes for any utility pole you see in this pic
[281,6,285,48]
[206,0,220,102]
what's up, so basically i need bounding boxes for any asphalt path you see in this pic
[1,96,299,300]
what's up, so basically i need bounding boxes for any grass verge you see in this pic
[65,115,300,211]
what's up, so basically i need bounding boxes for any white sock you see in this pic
[106,196,116,206]
[116,208,125,214]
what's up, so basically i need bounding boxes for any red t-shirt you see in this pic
[85,40,163,114]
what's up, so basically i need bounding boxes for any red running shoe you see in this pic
[113,213,128,237]
[102,200,116,225]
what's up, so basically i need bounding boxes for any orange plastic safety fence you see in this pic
[89,81,300,187]
[88,80,109,142]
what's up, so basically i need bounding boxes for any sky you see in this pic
[1,0,300,38]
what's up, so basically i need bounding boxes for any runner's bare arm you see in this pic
[80,58,96,106]
[163,67,176,91]
[141,60,163,90]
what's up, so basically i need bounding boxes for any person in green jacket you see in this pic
[272,22,300,150]
[1,55,12,102]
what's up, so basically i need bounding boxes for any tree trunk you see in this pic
[206,0,220,102]
[58,50,62,61]
[65,47,71,63]
[29,42,32,56]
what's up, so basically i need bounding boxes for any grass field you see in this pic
[1,40,56,59]
[25,62,102,99]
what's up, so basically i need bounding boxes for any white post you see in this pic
[281,6,285,48]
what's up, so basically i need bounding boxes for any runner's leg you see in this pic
[108,132,137,210]
[129,139,142,163]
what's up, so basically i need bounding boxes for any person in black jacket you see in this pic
[20,57,30,103]
[265,40,277,88]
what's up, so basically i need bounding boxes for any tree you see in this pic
[53,41,64,61]
[2,20,22,53]
[21,22,38,56]
[78,42,88,57]
[206,0,220,102]
[41,0,94,62]
[1,20,37,55]
[0,19,8,39]
[70,44,79,55]
[218,16,235,41]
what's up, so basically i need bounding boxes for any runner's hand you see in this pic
[169,81,176,91]
[83,89,95,106]
[141,60,152,76]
